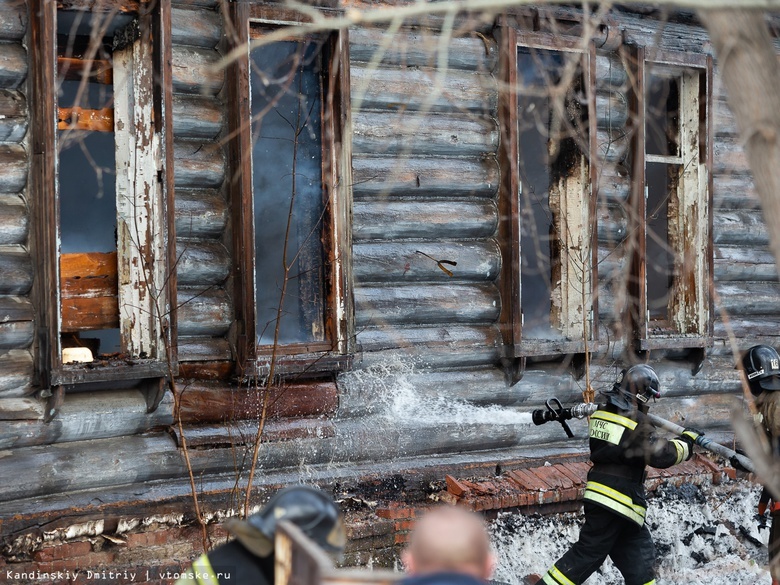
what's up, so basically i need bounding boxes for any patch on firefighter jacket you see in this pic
[589,417,626,445]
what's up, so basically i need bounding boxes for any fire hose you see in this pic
[531,398,755,473]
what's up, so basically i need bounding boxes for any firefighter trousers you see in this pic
[542,502,656,585]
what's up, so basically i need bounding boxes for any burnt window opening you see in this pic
[250,38,327,347]
[57,10,122,360]
[31,3,174,388]
[516,44,592,348]
[633,55,711,348]
[230,12,353,377]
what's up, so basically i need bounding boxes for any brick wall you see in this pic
[1,456,737,584]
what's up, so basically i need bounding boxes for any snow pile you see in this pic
[490,480,771,584]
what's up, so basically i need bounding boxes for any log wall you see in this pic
[1,4,780,561]
[171,3,234,367]
[0,0,31,399]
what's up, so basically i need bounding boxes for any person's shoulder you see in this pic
[398,572,487,585]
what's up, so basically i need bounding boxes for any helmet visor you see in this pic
[759,374,780,391]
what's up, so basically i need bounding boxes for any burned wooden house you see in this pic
[0,0,775,578]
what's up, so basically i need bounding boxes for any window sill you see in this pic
[512,339,593,358]
[635,335,712,352]
[240,351,353,380]
[52,358,172,386]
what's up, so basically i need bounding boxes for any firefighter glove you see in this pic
[677,433,695,461]
[682,427,704,443]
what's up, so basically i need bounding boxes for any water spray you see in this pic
[532,398,755,473]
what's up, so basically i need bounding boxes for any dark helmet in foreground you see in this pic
[740,345,780,396]
[225,485,346,558]
[603,364,661,411]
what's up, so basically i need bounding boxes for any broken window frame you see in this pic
[227,4,354,379]
[497,26,599,359]
[30,1,176,395]
[629,48,713,351]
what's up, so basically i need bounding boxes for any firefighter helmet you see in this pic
[740,345,780,396]
[604,364,661,410]
[225,485,346,558]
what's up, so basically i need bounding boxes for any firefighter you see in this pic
[540,364,701,585]
[174,485,346,585]
[740,345,780,585]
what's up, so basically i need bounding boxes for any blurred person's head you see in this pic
[401,506,494,581]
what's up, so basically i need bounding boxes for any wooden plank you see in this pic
[30,0,60,388]
[0,297,34,350]
[171,45,224,96]
[60,251,117,297]
[0,143,29,193]
[712,209,769,246]
[57,107,113,132]
[57,56,112,84]
[114,15,169,361]
[0,0,28,42]
[351,111,498,157]
[171,5,221,49]
[0,349,33,397]
[59,253,118,332]
[353,240,500,283]
[0,389,173,448]
[225,0,254,367]
[354,283,501,326]
[715,282,780,315]
[176,240,230,286]
[0,42,27,90]
[171,95,223,141]
[349,26,498,72]
[177,380,338,423]
[0,89,28,142]
[60,296,119,332]
[0,246,32,295]
[173,140,225,189]
[353,199,497,241]
[0,194,27,246]
[175,189,227,238]
[170,419,337,448]
[177,335,233,362]
[153,0,178,370]
[57,0,143,12]
[351,64,497,114]
[177,286,233,337]
[351,156,499,199]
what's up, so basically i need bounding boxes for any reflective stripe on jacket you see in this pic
[174,554,222,585]
[585,404,691,526]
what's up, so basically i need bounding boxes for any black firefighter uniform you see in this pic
[541,404,694,585]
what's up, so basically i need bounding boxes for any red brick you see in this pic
[446,475,471,497]
[559,487,579,502]
[531,466,570,490]
[395,532,410,545]
[438,491,459,505]
[34,540,92,562]
[376,506,416,520]
[557,463,587,486]
[394,519,416,532]
[507,469,547,491]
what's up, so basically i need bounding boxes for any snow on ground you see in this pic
[490,479,771,584]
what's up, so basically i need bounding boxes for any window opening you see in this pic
[517,45,590,343]
[57,12,122,359]
[250,38,327,348]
